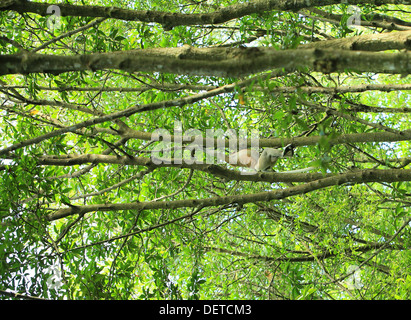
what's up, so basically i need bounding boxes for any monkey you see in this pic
[203,144,315,173]
[226,144,295,171]
[226,144,317,173]
[255,145,294,171]
[225,148,259,169]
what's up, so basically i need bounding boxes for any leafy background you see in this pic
[0,0,410,299]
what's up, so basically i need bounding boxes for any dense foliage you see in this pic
[0,0,410,300]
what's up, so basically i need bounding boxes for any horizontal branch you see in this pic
[300,30,411,51]
[36,153,332,183]
[269,83,411,95]
[46,169,411,221]
[33,128,411,172]
[1,46,411,77]
[4,122,409,159]
[1,83,215,93]
[3,0,409,30]
[305,8,411,31]
[204,241,400,263]
[5,83,411,95]
[122,128,411,148]
[0,289,47,301]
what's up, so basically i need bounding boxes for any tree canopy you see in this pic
[0,0,410,300]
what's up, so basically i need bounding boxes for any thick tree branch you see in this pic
[1,47,411,77]
[3,0,410,30]
[300,30,411,51]
[100,128,411,149]
[305,8,411,31]
[35,153,331,183]
[46,169,411,220]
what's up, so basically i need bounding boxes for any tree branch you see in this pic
[45,169,411,220]
[1,47,411,77]
[3,0,409,30]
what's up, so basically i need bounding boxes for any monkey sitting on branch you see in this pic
[226,144,315,173]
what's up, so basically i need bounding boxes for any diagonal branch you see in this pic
[45,169,411,221]
[32,17,108,53]
[0,83,236,156]
[0,72,290,156]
